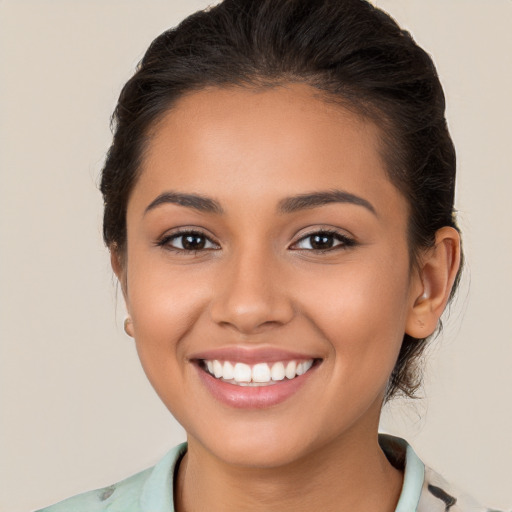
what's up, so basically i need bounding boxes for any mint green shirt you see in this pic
[35,435,502,512]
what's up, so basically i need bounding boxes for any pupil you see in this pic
[183,235,205,250]
[311,234,333,250]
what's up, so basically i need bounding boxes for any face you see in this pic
[120,84,423,468]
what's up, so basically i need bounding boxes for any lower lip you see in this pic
[196,365,317,409]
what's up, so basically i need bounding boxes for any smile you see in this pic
[202,359,315,386]
[191,348,322,408]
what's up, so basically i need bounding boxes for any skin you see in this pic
[114,83,460,512]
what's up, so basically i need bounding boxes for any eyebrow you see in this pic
[277,190,377,216]
[144,189,376,216]
[144,192,224,215]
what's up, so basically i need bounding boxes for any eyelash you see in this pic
[291,229,356,253]
[156,229,356,254]
[156,230,220,254]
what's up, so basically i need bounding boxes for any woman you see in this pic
[35,0,505,511]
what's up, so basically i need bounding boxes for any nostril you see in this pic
[208,260,295,333]
[211,301,294,334]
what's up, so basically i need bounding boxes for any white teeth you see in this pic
[233,362,252,382]
[270,361,285,381]
[303,359,313,373]
[285,361,297,379]
[223,361,234,380]
[213,360,223,378]
[204,358,315,384]
[252,363,271,383]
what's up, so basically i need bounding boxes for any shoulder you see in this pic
[35,443,187,512]
[419,465,508,512]
[379,434,508,512]
[34,468,152,512]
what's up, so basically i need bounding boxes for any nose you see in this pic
[209,247,295,335]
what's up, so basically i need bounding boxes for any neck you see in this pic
[175,426,403,512]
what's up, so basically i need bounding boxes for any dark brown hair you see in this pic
[100,0,463,400]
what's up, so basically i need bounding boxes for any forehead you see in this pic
[147,83,381,171]
[132,83,406,220]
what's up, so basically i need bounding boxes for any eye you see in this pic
[158,230,219,252]
[291,230,355,252]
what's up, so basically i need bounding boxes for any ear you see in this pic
[110,246,131,309]
[405,226,461,338]
[110,247,127,297]
[111,248,134,337]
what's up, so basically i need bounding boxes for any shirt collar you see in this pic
[140,442,186,512]
[379,434,426,512]
[141,436,425,512]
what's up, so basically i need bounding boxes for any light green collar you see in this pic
[142,435,424,512]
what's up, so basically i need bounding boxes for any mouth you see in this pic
[199,358,316,386]
[192,352,322,408]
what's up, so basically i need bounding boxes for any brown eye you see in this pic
[181,234,207,250]
[159,231,219,252]
[309,233,336,250]
[292,230,355,252]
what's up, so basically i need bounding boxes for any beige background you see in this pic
[0,1,511,511]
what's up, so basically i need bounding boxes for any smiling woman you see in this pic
[118,85,431,475]
[23,1,510,511]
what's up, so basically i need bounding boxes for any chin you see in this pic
[211,437,310,469]
[187,415,332,470]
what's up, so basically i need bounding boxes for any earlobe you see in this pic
[406,227,461,339]
[110,248,134,336]
[124,316,134,337]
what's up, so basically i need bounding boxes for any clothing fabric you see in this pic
[36,435,505,512]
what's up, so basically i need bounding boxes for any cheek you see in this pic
[125,257,211,384]
[299,259,410,335]
[295,259,411,383]
[127,246,209,329]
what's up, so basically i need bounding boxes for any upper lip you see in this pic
[188,346,321,364]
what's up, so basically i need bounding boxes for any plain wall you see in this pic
[0,1,510,511]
